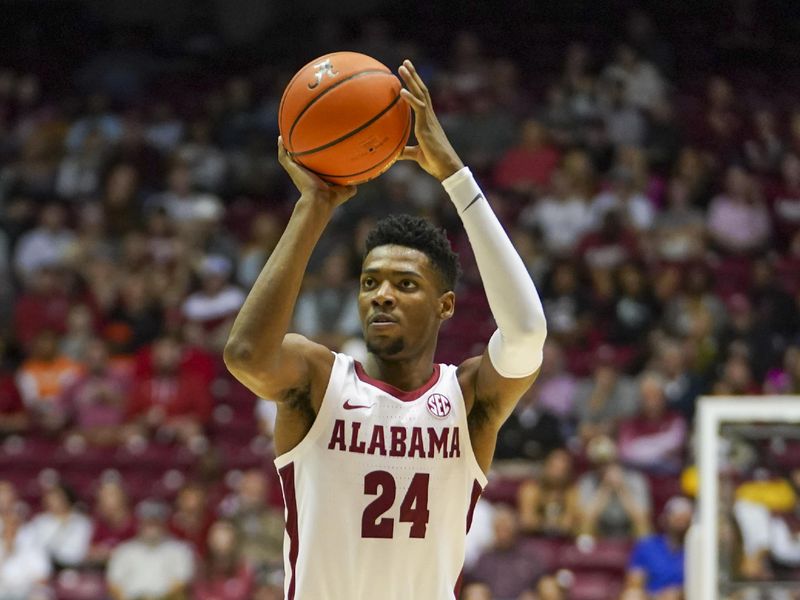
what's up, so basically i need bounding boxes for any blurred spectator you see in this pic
[529,340,577,421]
[0,336,28,437]
[733,468,800,579]
[765,153,800,250]
[653,177,706,263]
[617,372,687,474]
[25,482,92,568]
[608,262,659,361]
[293,249,361,350]
[176,119,228,193]
[494,386,565,464]
[517,449,578,537]
[85,478,136,567]
[662,263,727,343]
[107,499,194,600]
[55,129,105,200]
[716,293,774,380]
[576,210,640,271]
[236,212,281,288]
[147,161,224,228]
[13,265,75,350]
[182,255,245,351]
[576,435,652,538]
[603,44,666,113]
[589,167,655,233]
[59,304,96,362]
[219,469,284,572]
[707,165,771,256]
[541,261,590,347]
[16,330,83,430]
[600,79,647,149]
[168,483,213,553]
[711,354,760,396]
[700,76,742,163]
[743,108,784,175]
[65,94,123,152]
[62,338,129,446]
[464,498,496,570]
[519,169,591,257]
[101,162,143,238]
[624,496,692,597]
[144,103,184,154]
[573,346,638,444]
[493,119,561,194]
[461,582,493,600]
[105,273,164,353]
[13,202,76,280]
[653,338,704,421]
[192,520,255,600]
[127,336,212,446]
[466,505,546,599]
[0,504,51,600]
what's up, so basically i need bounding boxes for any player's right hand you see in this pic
[278,136,357,208]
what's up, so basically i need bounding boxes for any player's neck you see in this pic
[363,350,436,393]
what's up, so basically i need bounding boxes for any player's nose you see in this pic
[371,281,396,307]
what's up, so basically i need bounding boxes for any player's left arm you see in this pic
[398,60,547,450]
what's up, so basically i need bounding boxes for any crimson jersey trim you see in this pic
[354,361,441,402]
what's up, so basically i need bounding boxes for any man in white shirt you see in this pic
[107,500,194,600]
[0,505,51,600]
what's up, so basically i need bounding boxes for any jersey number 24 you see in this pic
[361,471,430,539]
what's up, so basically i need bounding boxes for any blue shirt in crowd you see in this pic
[628,533,685,593]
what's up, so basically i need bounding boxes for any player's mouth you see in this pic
[369,313,399,328]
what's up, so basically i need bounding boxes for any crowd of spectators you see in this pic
[2,5,800,600]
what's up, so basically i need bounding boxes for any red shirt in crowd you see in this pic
[493,144,561,191]
[127,373,212,423]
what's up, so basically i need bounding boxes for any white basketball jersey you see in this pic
[274,352,488,600]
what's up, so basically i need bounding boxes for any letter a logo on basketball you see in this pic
[426,394,451,418]
[308,59,338,89]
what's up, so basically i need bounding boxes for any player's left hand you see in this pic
[397,59,464,182]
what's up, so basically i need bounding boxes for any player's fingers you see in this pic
[399,65,427,104]
[400,88,426,111]
[402,60,431,101]
[397,146,421,162]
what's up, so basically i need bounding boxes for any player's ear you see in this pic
[438,291,455,321]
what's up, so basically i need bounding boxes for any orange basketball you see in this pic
[279,52,412,186]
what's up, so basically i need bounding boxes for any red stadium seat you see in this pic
[557,539,632,577]
[565,572,623,600]
[54,569,107,600]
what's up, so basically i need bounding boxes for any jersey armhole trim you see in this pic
[448,364,489,488]
[274,351,344,469]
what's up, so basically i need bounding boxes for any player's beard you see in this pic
[366,337,405,357]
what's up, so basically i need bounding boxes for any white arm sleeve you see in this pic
[442,167,547,377]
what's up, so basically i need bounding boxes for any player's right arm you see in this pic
[223,138,356,403]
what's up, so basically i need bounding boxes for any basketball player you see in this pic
[224,60,547,600]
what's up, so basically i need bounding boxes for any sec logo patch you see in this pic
[426,394,451,418]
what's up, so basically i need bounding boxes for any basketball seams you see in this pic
[302,108,411,184]
[290,90,403,158]
[286,69,393,150]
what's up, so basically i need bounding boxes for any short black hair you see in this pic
[364,214,461,291]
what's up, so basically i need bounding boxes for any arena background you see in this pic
[1,1,800,599]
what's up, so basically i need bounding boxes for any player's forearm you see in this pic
[443,167,547,377]
[224,196,333,370]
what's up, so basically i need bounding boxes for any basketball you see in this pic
[278,51,412,186]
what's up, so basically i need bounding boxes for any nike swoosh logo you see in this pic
[343,400,374,410]
[462,193,483,212]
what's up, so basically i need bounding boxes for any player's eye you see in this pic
[361,277,376,289]
[399,279,417,290]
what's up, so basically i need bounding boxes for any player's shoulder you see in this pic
[284,333,336,367]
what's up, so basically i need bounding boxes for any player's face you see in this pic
[359,245,454,360]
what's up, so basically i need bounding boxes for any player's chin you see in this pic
[365,335,405,357]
